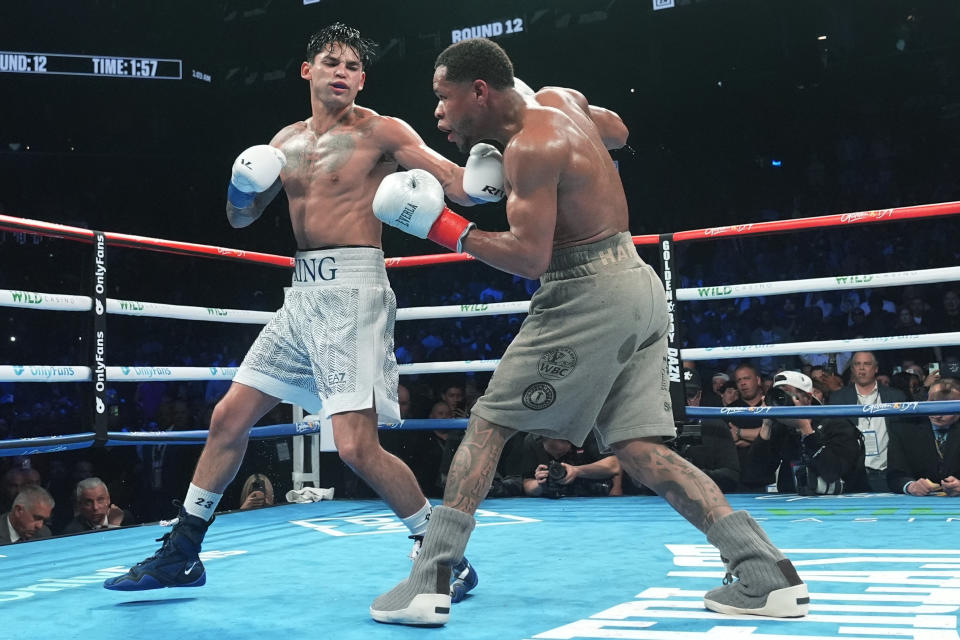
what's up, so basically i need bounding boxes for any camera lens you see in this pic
[766,386,794,407]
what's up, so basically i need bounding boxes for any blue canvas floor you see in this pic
[2,494,959,639]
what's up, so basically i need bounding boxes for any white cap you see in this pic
[772,370,812,394]
[712,373,730,382]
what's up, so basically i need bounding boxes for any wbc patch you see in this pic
[537,346,578,380]
[522,382,556,411]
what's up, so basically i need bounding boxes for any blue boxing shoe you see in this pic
[410,534,478,603]
[104,508,213,591]
[450,556,478,603]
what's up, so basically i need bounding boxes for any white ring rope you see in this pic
[682,331,960,361]
[4,327,959,382]
[0,361,500,382]
[677,265,960,301]
[0,289,528,323]
[5,262,956,320]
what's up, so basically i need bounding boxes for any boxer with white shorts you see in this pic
[105,22,502,595]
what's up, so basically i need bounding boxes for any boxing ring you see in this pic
[2,201,960,638]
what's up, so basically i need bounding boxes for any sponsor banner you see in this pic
[659,234,682,420]
[839,208,894,223]
[0,366,90,381]
[107,299,273,324]
[396,300,529,321]
[0,289,91,310]
[702,223,755,237]
[107,366,237,381]
[691,399,960,418]
[677,265,960,301]
[861,401,920,414]
[91,231,108,444]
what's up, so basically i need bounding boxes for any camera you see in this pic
[794,462,843,496]
[670,422,702,457]
[542,460,567,498]
[765,385,795,407]
[251,477,265,494]
[547,459,567,483]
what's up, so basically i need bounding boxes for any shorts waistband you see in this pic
[292,247,388,287]
[541,232,642,282]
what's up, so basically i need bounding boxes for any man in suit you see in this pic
[0,484,54,544]
[887,379,960,495]
[61,477,133,534]
[828,351,906,492]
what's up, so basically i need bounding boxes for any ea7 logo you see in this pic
[326,372,346,385]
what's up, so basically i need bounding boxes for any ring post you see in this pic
[90,231,109,445]
[657,233,686,424]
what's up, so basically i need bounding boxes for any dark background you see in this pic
[3,0,958,249]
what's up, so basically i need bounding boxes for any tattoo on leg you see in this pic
[444,418,513,514]
[621,442,730,533]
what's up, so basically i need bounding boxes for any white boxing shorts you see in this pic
[233,247,400,423]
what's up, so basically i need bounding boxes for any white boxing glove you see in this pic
[463,143,505,203]
[228,144,286,208]
[373,169,476,253]
[513,76,535,97]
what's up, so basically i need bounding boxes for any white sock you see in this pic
[400,500,432,536]
[183,483,222,521]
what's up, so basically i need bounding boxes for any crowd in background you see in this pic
[3,28,960,542]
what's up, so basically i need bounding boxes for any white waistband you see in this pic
[292,248,389,287]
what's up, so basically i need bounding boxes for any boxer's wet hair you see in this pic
[435,38,514,90]
[306,22,377,67]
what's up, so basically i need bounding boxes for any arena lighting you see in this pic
[771,159,782,167]
[818,35,827,40]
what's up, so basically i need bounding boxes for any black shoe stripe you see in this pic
[435,607,450,614]
[796,597,810,605]
[776,559,804,587]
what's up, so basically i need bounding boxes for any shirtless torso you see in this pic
[507,86,630,249]
[228,42,472,250]
[432,66,630,278]
[271,110,405,249]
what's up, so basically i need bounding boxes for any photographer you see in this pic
[521,432,621,498]
[757,371,867,494]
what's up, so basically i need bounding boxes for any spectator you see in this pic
[828,351,907,492]
[727,363,766,446]
[761,371,867,494]
[678,369,740,493]
[521,433,621,498]
[439,379,468,418]
[238,473,275,510]
[719,381,740,407]
[1,466,41,513]
[886,379,960,496]
[682,367,703,407]
[0,485,54,544]
[701,372,728,407]
[62,477,133,533]
[397,383,412,419]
